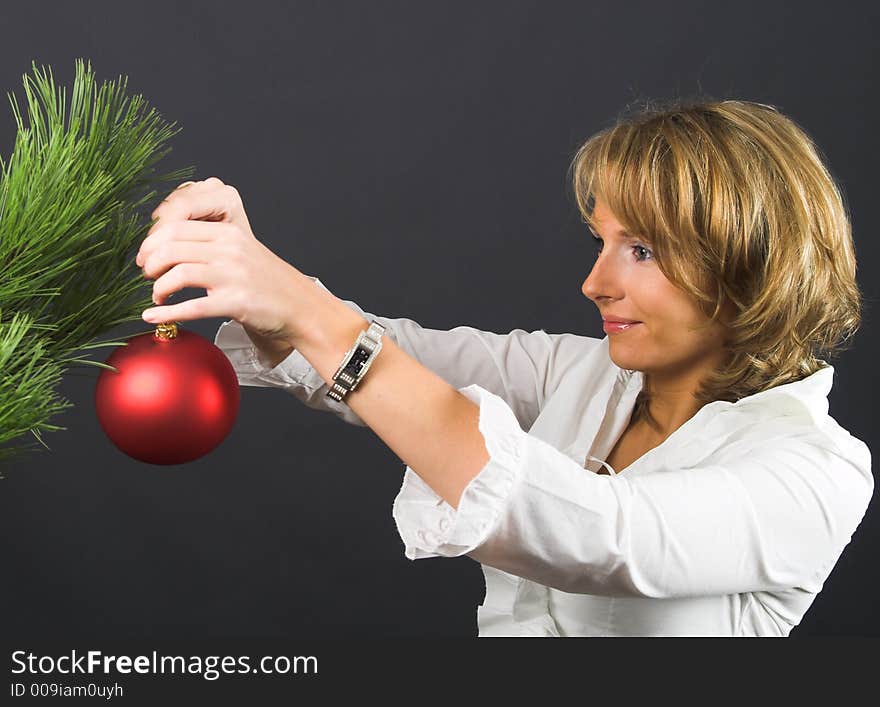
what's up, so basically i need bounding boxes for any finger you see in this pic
[150,179,211,226]
[150,262,215,306]
[150,177,236,224]
[142,293,216,324]
[142,241,215,283]
[138,220,230,268]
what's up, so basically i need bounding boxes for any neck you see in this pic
[639,361,715,438]
[637,327,733,438]
[641,385,703,438]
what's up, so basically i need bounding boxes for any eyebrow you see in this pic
[588,225,639,239]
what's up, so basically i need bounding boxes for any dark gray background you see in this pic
[0,0,876,638]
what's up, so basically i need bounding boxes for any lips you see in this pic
[603,321,640,335]
[602,317,641,324]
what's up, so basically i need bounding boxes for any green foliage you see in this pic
[0,59,195,473]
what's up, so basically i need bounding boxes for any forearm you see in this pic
[287,270,490,510]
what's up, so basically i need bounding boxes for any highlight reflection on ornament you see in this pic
[94,321,240,465]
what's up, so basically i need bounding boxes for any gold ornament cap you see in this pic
[153,322,179,340]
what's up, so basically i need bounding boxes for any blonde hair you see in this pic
[568,97,864,432]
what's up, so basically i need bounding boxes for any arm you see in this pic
[396,384,874,598]
[214,276,601,431]
[220,274,874,598]
[285,269,873,596]
[284,272,495,510]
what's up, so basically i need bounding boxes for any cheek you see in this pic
[633,277,682,321]
[638,282,710,339]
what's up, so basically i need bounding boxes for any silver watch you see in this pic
[326,320,386,403]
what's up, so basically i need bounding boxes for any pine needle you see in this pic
[0,58,196,477]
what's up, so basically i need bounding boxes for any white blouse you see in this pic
[214,277,874,637]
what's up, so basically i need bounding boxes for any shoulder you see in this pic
[712,401,873,504]
[691,391,870,478]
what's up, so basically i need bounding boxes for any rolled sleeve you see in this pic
[212,277,375,426]
[214,318,325,390]
[213,276,332,391]
[392,383,527,559]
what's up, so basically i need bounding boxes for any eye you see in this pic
[633,244,653,262]
[590,234,653,262]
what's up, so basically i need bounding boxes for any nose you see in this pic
[581,251,622,303]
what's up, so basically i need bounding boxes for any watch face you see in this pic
[352,346,371,367]
[344,346,371,377]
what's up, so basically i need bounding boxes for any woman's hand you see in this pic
[136,177,307,349]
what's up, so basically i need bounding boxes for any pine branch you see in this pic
[0,59,196,477]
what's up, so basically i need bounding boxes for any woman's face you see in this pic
[581,199,731,381]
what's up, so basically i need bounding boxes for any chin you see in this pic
[607,348,640,371]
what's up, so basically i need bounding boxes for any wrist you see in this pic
[289,283,373,388]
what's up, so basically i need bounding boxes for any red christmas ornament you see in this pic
[94,322,240,465]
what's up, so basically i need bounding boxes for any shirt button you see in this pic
[439,517,450,533]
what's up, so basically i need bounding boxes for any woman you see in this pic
[138,98,873,636]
